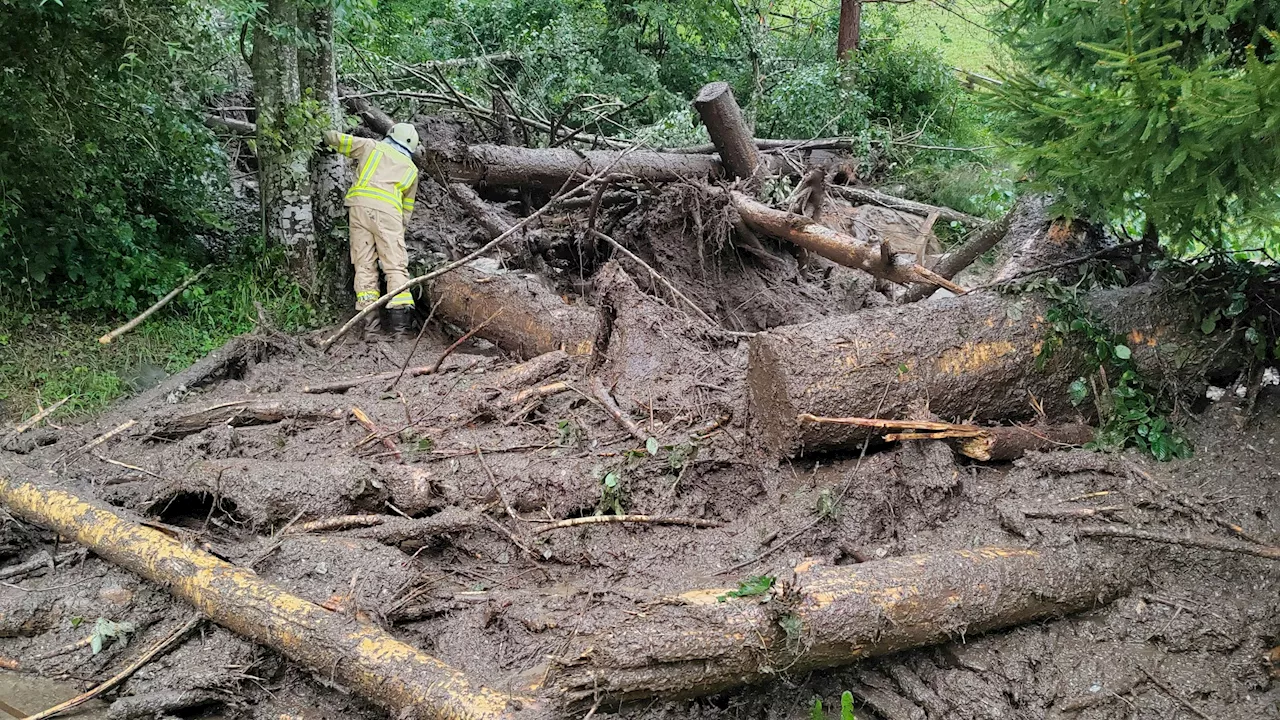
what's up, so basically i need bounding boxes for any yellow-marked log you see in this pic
[0,474,543,720]
[748,283,1239,456]
[544,546,1130,706]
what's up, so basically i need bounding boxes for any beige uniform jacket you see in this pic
[323,131,419,217]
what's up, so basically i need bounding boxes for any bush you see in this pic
[0,0,231,315]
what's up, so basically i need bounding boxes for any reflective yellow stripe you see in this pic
[357,290,380,301]
[354,146,383,187]
[394,166,417,215]
[387,291,415,308]
[347,188,404,212]
[341,134,352,155]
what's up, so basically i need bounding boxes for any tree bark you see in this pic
[251,0,318,291]
[0,476,541,720]
[303,4,351,308]
[837,0,862,59]
[729,191,964,292]
[748,283,1244,456]
[151,397,345,438]
[900,200,1018,303]
[693,82,761,184]
[542,547,1130,706]
[430,144,727,190]
[428,264,599,360]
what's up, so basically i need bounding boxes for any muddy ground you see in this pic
[2,172,1279,719]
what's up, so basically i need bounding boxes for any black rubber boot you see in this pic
[385,306,415,339]
[360,310,382,340]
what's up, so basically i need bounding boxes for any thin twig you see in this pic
[1137,665,1213,720]
[1076,525,1280,560]
[351,407,401,461]
[3,396,71,443]
[391,296,444,390]
[431,309,503,374]
[285,515,387,535]
[54,420,137,466]
[22,613,202,720]
[93,454,167,482]
[589,378,649,445]
[532,514,721,534]
[98,266,210,344]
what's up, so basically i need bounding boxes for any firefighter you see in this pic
[322,122,420,337]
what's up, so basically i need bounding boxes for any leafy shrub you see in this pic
[0,0,231,315]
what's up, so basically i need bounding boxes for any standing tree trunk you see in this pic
[251,0,319,293]
[302,3,351,307]
[837,0,861,59]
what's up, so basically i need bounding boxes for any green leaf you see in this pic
[1113,345,1131,360]
[1068,378,1089,406]
[717,575,775,602]
[841,691,856,720]
[90,634,103,654]
[1200,316,1216,334]
[603,472,618,489]
[646,437,659,456]
[812,698,824,720]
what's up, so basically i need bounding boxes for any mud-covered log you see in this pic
[748,283,1242,456]
[0,475,542,720]
[694,82,761,183]
[429,262,598,360]
[543,547,1130,704]
[730,191,964,291]
[957,423,1095,461]
[151,397,345,437]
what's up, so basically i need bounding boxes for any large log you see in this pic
[694,82,761,183]
[541,547,1130,705]
[0,475,541,720]
[900,201,1018,303]
[428,144,726,190]
[429,262,598,360]
[747,283,1241,456]
[730,191,965,292]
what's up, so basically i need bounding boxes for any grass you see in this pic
[0,253,327,423]
[887,0,1004,72]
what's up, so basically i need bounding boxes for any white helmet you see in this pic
[388,123,420,153]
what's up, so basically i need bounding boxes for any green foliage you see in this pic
[0,0,234,313]
[1025,273,1192,460]
[810,691,857,720]
[88,617,136,655]
[717,574,774,602]
[989,0,1280,249]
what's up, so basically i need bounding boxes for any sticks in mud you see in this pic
[798,415,1094,461]
[0,475,540,720]
[589,377,650,444]
[532,514,721,534]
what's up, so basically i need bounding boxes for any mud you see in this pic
[2,176,1279,719]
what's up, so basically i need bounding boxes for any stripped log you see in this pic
[540,547,1130,705]
[151,397,344,437]
[428,263,598,360]
[489,350,570,390]
[729,191,966,292]
[799,415,1094,461]
[748,283,1243,456]
[0,475,541,720]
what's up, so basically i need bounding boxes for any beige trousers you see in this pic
[349,205,413,309]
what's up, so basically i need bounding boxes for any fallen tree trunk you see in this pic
[150,397,345,437]
[541,547,1130,705]
[748,283,1242,456]
[429,143,726,190]
[730,191,966,292]
[694,82,761,184]
[900,202,1017,303]
[830,186,987,227]
[0,475,541,720]
[428,263,599,360]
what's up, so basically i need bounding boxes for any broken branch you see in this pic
[532,514,721,534]
[590,377,649,445]
[99,266,209,345]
